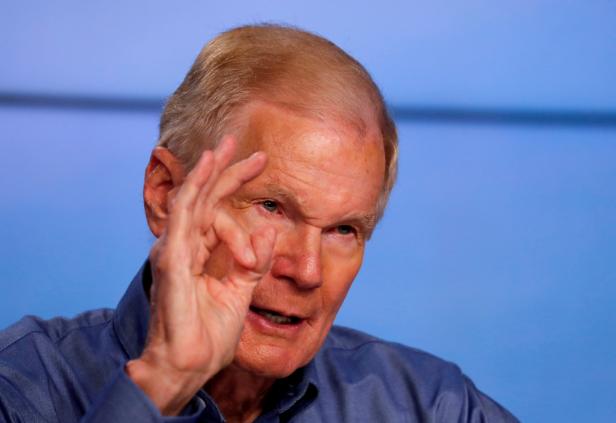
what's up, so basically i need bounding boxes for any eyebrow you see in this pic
[262,182,378,236]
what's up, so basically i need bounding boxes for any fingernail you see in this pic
[244,247,256,265]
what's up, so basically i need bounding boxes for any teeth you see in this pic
[255,309,295,324]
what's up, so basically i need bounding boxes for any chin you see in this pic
[231,342,309,379]
[231,329,322,379]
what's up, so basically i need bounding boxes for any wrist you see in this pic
[126,356,209,416]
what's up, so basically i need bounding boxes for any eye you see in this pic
[336,225,355,236]
[261,199,279,213]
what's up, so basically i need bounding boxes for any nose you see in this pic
[270,225,323,290]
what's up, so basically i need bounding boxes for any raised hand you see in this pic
[126,137,275,416]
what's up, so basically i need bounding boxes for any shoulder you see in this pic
[310,326,519,422]
[319,325,465,390]
[0,309,117,383]
[0,310,116,421]
[0,309,115,355]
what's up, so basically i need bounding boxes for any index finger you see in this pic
[202,150,267,208]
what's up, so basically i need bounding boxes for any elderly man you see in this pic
[0,25,518,422]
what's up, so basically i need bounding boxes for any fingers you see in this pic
[196,136,239,200]
[250,226,277,275]
[161,135,270,283]
[166,135,265,244]
[165,150,214,243]
[212,211,256,269]
[205,151,267,206]
[170,149,215,213]
[192,147,267,227]
[226,225,277,287]
[167,136,237,221]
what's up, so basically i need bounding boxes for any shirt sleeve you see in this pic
[463,375,520,423]
[0,375,45,423]
[435,374,520,423]
[80,367,210,423]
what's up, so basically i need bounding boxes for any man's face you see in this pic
[204,101,386,378]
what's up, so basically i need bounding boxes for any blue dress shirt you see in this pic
[0,262,519,422]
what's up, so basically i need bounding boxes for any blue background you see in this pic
[1,2,615,422]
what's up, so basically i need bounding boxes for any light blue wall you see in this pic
[1,2,615,422]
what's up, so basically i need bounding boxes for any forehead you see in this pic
[235,101,385,223]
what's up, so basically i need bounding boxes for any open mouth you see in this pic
[249,306,302,325]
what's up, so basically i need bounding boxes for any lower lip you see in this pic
[246,309,306,337]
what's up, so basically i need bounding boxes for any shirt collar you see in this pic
[112,260,320,418]
[113,260,151,360]
[256,360,317,417]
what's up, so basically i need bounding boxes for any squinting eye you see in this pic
[262,200,278,213]
[337,225,354,235]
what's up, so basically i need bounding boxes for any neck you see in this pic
[205,364,276,423]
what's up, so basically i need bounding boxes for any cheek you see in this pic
[321,249,364,315]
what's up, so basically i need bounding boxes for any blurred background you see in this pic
[1,1,615,421]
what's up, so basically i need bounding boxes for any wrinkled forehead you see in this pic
[232,99,383,157]
[236,100,385,201]
[226,103,383,239]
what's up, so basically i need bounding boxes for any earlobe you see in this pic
[143,147,186,237]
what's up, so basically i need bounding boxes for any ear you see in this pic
[143,147,186,237]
